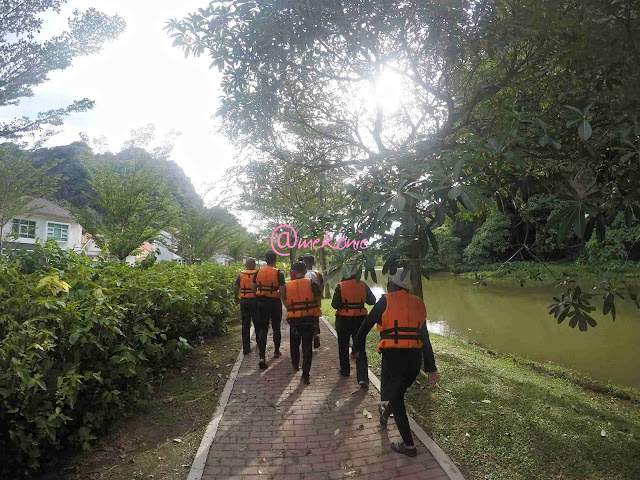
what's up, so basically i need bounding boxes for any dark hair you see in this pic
[297,256,306,263]
[305,254,315,263]
[292,261,307,274]
[265,251,277,264]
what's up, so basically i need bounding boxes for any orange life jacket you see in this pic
[255,266,281,298]
[239,270,256,299]
[286,278,321,318]
[378,290,426,350]
[336,279,367,316]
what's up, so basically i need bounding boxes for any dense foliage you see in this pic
[170,0,640,326]
[0,242,237,477]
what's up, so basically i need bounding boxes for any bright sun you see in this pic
[373,68,405,113]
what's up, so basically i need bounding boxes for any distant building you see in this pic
[213,253,235,265]
[1,198,83,253]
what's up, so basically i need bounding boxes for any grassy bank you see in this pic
[39,318,242,480]
[321,299,640,480]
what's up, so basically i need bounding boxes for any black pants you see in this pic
[290,322,315,377]
[255,298,282,358]
[240,300,257,353]
[381,349,422,447]
[335,314,368,383]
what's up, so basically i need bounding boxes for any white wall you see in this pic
[2,214,83,251]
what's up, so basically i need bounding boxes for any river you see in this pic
[365,273,640,388]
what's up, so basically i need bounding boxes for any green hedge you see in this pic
[0,243,237,477]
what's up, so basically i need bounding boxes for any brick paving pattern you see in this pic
[202,319,449,479]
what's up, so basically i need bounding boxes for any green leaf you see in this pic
[578,120,592,141]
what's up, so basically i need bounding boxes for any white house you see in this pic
[213,253,235,265]
[1,198,83,252]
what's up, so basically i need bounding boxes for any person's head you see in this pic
[387,268,412,292]
[303,254,315,269]
[297,256,306,263]
[245,257,256,270]
[264,251,277,266]
[291,261,307,279]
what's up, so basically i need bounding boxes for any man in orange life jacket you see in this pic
[353,268,440,457]
[303,255,323,349]
[283,261,322,385]
[252,251,286,369]
[331,275,376,387]
[233,257,258,355]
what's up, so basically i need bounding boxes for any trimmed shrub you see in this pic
[463,211,512,265]
[0,242,237,477]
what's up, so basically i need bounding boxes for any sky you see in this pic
[1,0,239,213]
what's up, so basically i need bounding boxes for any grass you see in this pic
[39,318,242,480]
[321,298,640,480]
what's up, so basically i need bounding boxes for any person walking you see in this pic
[233,258,258,355]
[352,268,440,457]
[252,251,285,369]
[283,261,322,384]
[303,255,323,349]
[331,275,376,387]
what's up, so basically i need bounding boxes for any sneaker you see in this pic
[259,358,268,369]
[380,402,394,418]
[390,442,417,457]
[313,335,320,349]
[243,348,251,355]
[274,350,282,358]
[301,375,310,385]
[359,380,369,389]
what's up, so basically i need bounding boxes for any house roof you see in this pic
[24,198,75,221]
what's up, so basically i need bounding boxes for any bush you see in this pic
[423,225,462,271]
[463,211,512,265]
[583,212,640,266]
[0,242,237,477]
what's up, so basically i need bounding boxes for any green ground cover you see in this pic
[321,298,640,480]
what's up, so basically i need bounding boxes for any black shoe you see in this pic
[313,335,320,349]
[243,348,251,355]
[380,402,394,418]
[301,375,310,385]
[293,364,300,372]
[340,370,350,377]
[391,442,417,457]
[274,350,282,358]
[359,380,369,389]
[259,358,268,369]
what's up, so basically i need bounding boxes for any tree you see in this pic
[171,0,640,320]
[78,150,177,262]
[163,203,241,265]
[0,145,58,251]
[0,1,126,142]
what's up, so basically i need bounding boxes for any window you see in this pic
[12,219,36,239]
[47,222,69,241]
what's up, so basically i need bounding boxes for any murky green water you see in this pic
[365,273,640,388]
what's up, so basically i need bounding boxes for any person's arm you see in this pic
[331,284,342,309]
[420,323,437,372]
[364,285,376,305]
[311,282,322,307]
[278,271,286,306]
[234,275,241,303]
[352,296,387,353]
[251,272,258,294]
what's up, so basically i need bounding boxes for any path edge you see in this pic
[186,327,248,480]
[320,316,465,480]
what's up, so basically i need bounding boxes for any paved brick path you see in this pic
[201,319,450,479]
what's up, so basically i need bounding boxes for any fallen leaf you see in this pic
[242,389,247,394]
[481,399,491,404]
[172,438,183,444]
[465,432,471,438]
[334,428,340,436]
[335,401,341,408]
[357,424,365,431]
[601,430,607,437]
[445,389,453,393]
[363,409,372,419]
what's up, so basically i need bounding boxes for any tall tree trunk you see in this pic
[319,246,329,298]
